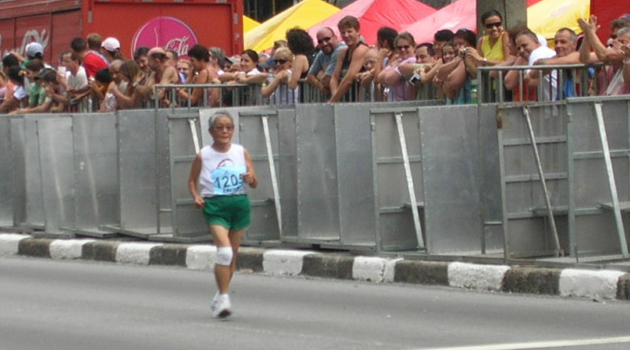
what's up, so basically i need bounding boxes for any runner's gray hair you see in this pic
[208,111,233,129]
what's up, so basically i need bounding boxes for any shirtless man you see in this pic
[147,47,180,106]
[329,16,369,102]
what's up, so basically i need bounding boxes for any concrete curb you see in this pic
[2,233,630,301]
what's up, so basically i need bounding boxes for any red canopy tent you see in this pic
[307,0,436,46]
[591,0,629,43]
[403,0,476,45]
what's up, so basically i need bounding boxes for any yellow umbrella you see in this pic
[243,16,261,34]
[528,0,590,39]
[245,0,340,52]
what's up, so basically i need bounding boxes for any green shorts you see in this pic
[202,195,251,230]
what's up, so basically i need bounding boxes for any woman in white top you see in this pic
[188,111,258,318]
[261,47,299,105]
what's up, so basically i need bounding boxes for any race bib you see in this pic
[211,165,246,195]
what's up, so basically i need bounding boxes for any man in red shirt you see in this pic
[70,37,108,79]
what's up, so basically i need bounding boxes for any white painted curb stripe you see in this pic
[384,258,402,283]
[0,234,29,256]
[263,250,313,276]
[353,256,388,283]
[115,243,163,265]
[186,245,217,270]
[50,239,95,260]
[448,262,510,291]
[412,335,630,350]
[559,268,625,299]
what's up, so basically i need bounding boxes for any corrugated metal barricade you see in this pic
[0,116,22,230]
[566,96,630,259]
[165,107,284,243]
[491,103,569,258]
[487,97,630,260]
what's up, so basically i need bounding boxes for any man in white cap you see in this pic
[17,42,48,69]
[25,42,44,60]
[101,37,123,64]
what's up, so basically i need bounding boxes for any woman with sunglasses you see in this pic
[261,48,298,105]
[377,32,417,101]
[475,10,510,67]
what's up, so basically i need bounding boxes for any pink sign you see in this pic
[132,16,198,58]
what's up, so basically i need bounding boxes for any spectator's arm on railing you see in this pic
[622,45,630,84]
[421,60,441,85]
[436,57,461,81]
[261,70,287,98]
[306,73,328,94]
[444,61,466,99]
[329,47,348,99]
[504,56,529,90]
[379,61,414,87]
[0,96,20,114]
[236,73,268,85]
[112,83,141,109]
[289,55,308,90]
[329,45,368,103]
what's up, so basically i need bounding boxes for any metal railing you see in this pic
[476,62,621,103]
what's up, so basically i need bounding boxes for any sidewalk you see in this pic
[2,233,630,301]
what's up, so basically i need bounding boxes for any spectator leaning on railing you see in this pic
[579,15,630,95]
[329,16,369,102]
[306,27,345,96]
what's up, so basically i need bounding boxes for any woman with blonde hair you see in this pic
[261,47,298,105]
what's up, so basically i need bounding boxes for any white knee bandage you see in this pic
[216,247,233,266]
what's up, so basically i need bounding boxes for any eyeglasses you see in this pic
[317,36,332,44]
[485,22,502,29]
[275,59,288,65]
[213,125,234,131]
[396,45,411,51]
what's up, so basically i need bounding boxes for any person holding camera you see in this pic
[436,28,479,104]
[377,32,417,101]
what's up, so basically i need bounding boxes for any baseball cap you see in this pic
[101,37,120,52]
[25,42,44,58]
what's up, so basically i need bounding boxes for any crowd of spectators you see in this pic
[1,12,630,114]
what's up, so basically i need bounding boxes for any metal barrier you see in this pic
[567,96,630,259]
[72,113,119,238]
[37,117,75,236]
[0,116,20,230]
[492,103,569,258]
[477,63,615,103]
[4,95,630,259]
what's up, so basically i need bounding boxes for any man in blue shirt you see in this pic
[306,27,345,95]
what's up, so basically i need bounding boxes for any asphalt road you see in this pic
[1,255,630,350]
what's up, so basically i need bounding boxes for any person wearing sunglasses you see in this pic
[377,32,417,101]
[307,27,345,95]
[474,10,510,67]
[261,48,298,105]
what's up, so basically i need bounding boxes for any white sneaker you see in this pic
[210,292,219,313]
[214,294,232,318]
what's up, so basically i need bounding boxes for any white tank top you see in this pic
[199,144,247,197]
